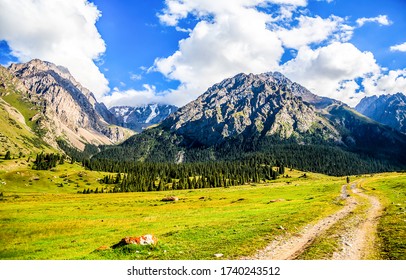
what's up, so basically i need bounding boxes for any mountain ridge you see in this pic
[4,59,133,151]
[94,71,406,173]
[355,93,406,134]
[110,104,178,132]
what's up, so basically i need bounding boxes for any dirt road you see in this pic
[243,182,382,260]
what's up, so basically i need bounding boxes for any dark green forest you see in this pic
[53,127,403,194]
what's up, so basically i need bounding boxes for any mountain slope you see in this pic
[94,72,406,173]
[0,66,53,156]
[7,59,133,150]
[355,93,406,134]
[110,104,178,132]
[161,72,340,147]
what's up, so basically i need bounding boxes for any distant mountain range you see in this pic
[0,59,179,155]
[355,93,406,134]
[94,72,406,174]
[1,59,134,152]
[1,59,406,175]
[110,104,178,132]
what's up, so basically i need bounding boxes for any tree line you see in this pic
[81,156,286,193]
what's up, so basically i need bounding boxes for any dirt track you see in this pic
[243,182,382,260]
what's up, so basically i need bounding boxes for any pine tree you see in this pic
[4,151,11,160]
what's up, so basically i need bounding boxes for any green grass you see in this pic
[0,100,51,156]
[0,160,112,194]
[296,184,371,259]
[0,163,347,260]
[296,173,406,260]
[358,173,406,260]
[1,161,404,260]
[1,91,38,130]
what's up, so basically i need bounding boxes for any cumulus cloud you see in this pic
[362,70,406,96]
[114,0,382,108]
[390,42,406,52]
[281,42,380,106]
[105,1,405,109]
[158,0,307,26]
[153,0,293,103]
[356,15,392,27]
[275,15,353,49]
[0,0,109,98]
[101,84,188,108]
[102,85,161,108]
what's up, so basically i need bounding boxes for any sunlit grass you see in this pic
[0,162,347,260]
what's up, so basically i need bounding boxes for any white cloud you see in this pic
[102,85,160,108]
[0,0,109,98]
[101,84,187,108]
[390,42,406,52]
[281,42,380,106]
[356,15,392,27]
[275,15,353,49]
[154,0,288,102]
[362,70,406,96]
[158,0,307,27]
[130,73,142,81]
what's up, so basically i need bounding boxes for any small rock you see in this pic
[214,253,224,258]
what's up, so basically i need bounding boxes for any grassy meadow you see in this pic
[0,159,405,260]
[358,174,406,259]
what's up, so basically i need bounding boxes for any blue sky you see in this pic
[0,0,405,107]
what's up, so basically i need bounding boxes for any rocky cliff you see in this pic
[355,93,406,134]
[7,59,132,150]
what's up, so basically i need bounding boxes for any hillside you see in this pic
[1,157,404,260]
[0,66,53,156]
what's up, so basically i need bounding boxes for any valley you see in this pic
[1,59,405,261]
[0,158,404,260]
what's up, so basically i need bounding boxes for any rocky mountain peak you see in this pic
[355,93,406,134]
[110,104,178,132]
[7,59,132,150]
[162,72,341,146]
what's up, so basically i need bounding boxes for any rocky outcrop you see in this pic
[8,59,132,150]
[355,93,406,134]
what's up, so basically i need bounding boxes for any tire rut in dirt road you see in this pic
[242,184,357,260]
[332,184,382,260]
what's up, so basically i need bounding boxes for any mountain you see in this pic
[160,72,340,146]
[94,72,406,174]
[0,66,53,156]
[355,93,406,134]
[110,104,178,132]
[3,59,133,151]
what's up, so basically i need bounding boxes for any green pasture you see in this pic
[0,160,404,260]
[0,161,346,260]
